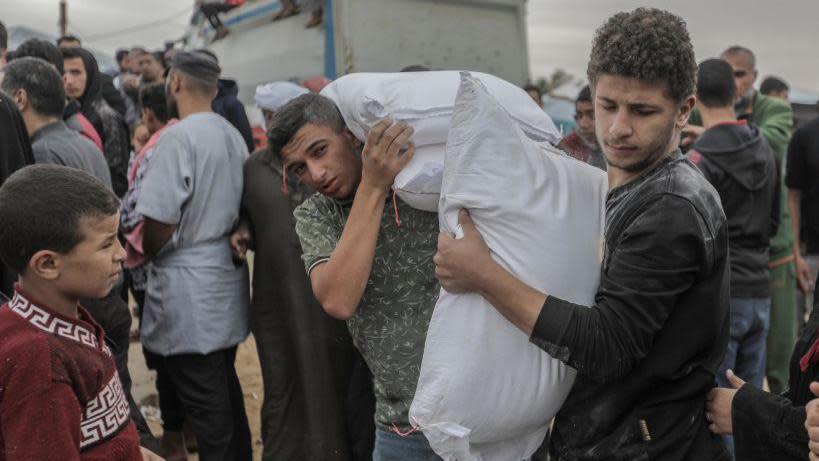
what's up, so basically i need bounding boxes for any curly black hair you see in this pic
[587,8,697,103]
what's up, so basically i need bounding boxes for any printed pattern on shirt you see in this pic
[7,292,100,350]
[79,373,131,449]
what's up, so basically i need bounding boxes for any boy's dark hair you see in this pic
[576,85,592,103]
[0,165,120,273]
[760,76,789,96]
[115,48,130,63]
[267,93,346,156]
[7,38,65,73]
[139,82,169,123]
[1,57,66,118]
[148,50,167,69]
[57,34,81,46]
[587,8,697,103]
[696,59,736,108]
[0,20,7,51]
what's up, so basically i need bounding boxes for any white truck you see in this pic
[186,0,531,106]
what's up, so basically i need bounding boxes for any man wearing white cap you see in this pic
[230,82,375,460]
[254,81,310,130]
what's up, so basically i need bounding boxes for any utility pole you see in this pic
[59,0,67,37]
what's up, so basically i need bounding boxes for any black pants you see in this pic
[151,346,252,461]
[134,288,186,433]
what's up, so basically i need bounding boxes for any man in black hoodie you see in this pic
[688,59,779,395]
[62,47,131,197]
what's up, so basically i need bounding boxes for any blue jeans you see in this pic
[717,297,771,388]
[372,429,442,461]
[716,297,771,458]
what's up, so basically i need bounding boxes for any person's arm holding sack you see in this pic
[303,120,415,320]
[435,195,711,383]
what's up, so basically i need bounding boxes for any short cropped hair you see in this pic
[1,57,66,118]
[576,85,592,103]
[587,8,697,103]
[0,165,120,273]
[8,39,65,74]
[722,46,756,69]
[115,48,130,63]
[267,93,346,156]
[760,76,789,96]
[139,82,169,123]
[57,35,81,47]
[696,59,736,108]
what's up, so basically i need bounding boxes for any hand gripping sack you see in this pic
[320,71,561,211]
[408,73,607,461]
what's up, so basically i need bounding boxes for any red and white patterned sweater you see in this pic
[0,288,141,461]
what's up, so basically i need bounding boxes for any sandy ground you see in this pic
[129,334,266,460]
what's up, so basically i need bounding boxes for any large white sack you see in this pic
[320,71,561,211]
[409,73,607,461]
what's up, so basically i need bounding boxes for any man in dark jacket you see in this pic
[62,47,131,197]
[688,59,779,391]
[433,8,730,460]
[705,285,819,461]
[0,93,35,296]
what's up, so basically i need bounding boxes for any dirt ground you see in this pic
[129,334,266,460]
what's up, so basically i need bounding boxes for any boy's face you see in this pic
[63,57,87,101]
[593,74,692,173]
[55,212,125,300]
[280,123,363,199]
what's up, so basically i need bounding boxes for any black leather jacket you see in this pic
[531,151,731,460]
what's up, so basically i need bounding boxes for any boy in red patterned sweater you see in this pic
[0,165,162,460]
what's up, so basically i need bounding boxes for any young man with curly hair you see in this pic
[434,8,731,460]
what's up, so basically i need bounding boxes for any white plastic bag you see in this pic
[409,73,607,461]
[320,71,561,211]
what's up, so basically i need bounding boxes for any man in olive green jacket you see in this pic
[686,45,795,393]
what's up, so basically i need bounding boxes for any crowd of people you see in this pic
[1,5,819,461]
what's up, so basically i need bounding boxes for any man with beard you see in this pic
[559,85,606,171]
[6,38,105,152]
[62,47,131,197]
[136,51,251,461]
[433,8,730,460]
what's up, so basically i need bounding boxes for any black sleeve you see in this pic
[227,99,255,153]
[732,384,807,461]
[101,74,127,118]
[786,129,807,190]
[530,195,713,383]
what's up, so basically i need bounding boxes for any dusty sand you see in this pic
[129,335,266,460]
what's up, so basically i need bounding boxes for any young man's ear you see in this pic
[11,89,28,112]
[28,250,62,281]
[677,94,697,129]
[344,128,363,149]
